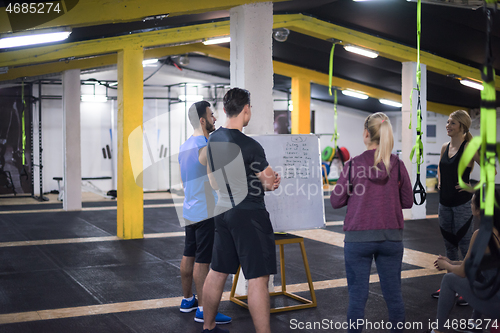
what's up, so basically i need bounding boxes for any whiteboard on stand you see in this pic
[252,134,326,233]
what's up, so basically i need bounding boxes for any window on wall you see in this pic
[310,110,315,134]
[427,124,436,143]
[427,124,436,137]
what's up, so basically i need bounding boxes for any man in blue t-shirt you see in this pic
[201,88,281,333]
[178,101,230,325]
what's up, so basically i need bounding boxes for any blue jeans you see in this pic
[344,241,405,333]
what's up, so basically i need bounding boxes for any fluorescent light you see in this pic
[379,99,402,108]
[109,82,118,87]
[142,59,158,67]
[81,95,108,103]
[344,45,379,58]
[0,30,71,49]
[460,79,484,91]
[203,37,231,45]
[342,89,369,100]
[178,95,204,102]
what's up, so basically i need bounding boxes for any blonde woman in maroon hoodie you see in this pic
[331,112,413,333]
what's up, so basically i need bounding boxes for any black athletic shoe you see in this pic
[456,296,469,306]
[431,289,440,298]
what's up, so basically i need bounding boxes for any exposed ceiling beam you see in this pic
[153,44,464,115]
[0,42,462,115]
[273,14,500,91]
[0,55,117,81]
[0,0,285,33]
[0,21,231,68]
[2,12,497,94]
[0,16,466,115]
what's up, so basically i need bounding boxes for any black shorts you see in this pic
[211,209,277,279]
[183,217,215,264]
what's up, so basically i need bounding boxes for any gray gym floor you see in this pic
[0,193,478,332]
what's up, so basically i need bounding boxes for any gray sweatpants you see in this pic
[438,201,473,261]
[437,273,500,331]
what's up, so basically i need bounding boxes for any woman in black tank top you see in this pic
[433,110,480,300]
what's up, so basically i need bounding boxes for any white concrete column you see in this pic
[230,1,273,135]
[230,2,274,290]
[402,62,427,219]
[62,69,82,210]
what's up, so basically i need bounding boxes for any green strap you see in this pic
[409,0,426,205]
[328,44,339,149]
[416,0,421,89]
[331,90,338,148]
[410,0,423,169]
[21,80,26,165]
[328,44,335,96]
[410,0,423,168]
[460,3,500,301]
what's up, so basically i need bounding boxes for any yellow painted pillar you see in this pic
[117,47,144,239]
[291,76,311,134]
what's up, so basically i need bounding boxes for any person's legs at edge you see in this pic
[451,203,473,260]
[193,263,210,305]
[181,256,195,298]
[193,218,215,306]
[345,242,375,333]
[202,270,229,331]
[439,204,460,261]
[436,273,500,332]
[248,275,271,333]
[374,241,405,333]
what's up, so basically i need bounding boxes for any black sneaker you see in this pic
[431,289,440,298]
[456,296,469,306]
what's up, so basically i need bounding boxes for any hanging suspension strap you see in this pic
[329,43,339,153]
[331,90,338,149]
[458,5,500,300]
[409,0,426,205]
[20,81,29,180]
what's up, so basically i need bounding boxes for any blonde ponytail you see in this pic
[365,112,394,174]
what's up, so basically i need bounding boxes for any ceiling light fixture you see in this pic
[343,45,379,58]
[460,78,484,91]
[379,99,402,108]
[0,28,71,49]
[142,58,159,67]
[203,37,231,45]
[447,74,484,91]
[342,89,369,100]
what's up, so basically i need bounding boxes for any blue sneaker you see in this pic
[180,295,198,313]
[195,308,231,324]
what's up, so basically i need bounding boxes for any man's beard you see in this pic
[206,122,215,133]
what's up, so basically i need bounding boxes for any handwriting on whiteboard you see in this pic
[283,139,312,179]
